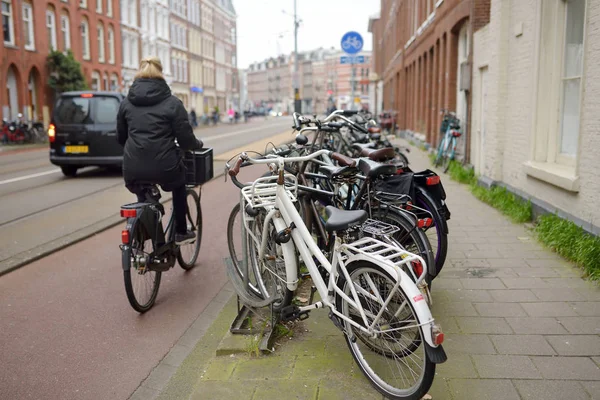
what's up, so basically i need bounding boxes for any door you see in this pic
[478,66,488,174]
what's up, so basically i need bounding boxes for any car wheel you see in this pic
[61,166,78,177]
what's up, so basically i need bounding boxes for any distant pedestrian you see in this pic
[227,107,234,124]
[190,108,197,127]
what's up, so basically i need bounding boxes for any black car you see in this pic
[49,91,125,177]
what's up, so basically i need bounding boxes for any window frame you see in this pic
[46,9,58,52]
[96,0,102,13]
[23,2,35,50]
[2,0,15,46]
[97,22,105,63]
[81,18,90,60]
[107,25,114,63]
[528,0,588,191]
[61,14,71,51]
[106,0,112,17]
[80,0,87,9]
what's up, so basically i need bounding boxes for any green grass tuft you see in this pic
[470,184,532,223]
[535,214,600,281]
[447,160,476,185]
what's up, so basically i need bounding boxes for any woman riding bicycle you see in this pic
[117,57,203,245]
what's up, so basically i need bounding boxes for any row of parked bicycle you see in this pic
[1,115,46,145]
[221,108,461,400]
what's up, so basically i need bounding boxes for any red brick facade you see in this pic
[1,0,122,125]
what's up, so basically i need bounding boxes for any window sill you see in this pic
[4,43,17,49]
[524,161,580,192]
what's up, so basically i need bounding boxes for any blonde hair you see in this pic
[134,57,164,80]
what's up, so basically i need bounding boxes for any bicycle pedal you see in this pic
[280,305,310,322]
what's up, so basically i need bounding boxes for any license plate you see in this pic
[64,145,89,154]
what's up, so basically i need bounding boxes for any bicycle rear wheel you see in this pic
[123,222,162,313]
[178,187,202,270]
[336,260,435,400]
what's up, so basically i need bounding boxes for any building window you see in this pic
[2,0,14,45]
[141,2,147,30]
[110,73,118,91]
[23,3,34,50]
[47,9,57,52]
[103,72,108,91]
[81,18,90,59]
[91,70,100,90]
[106,0,112,17]
[108,25,114,63]
[97,23,105,62]
[128,0,136,26]
[529,0,587,190]
[61,14,70,50]
[96,0,102,13]
[80,0,87,8]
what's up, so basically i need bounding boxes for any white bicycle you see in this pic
[225,138,446,399]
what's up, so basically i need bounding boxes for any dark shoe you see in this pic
[175,230,196,245]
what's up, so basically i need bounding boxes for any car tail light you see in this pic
[48,124,56,143]
[121,230,130,244]
[81,93,94,98]
[432,324,444,345]
[417,218,432,228]
[120,209,137,218]
[426,176,440,185]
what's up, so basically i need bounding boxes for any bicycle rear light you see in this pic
[417,218,432,228]
[121,230,130,244]
[426,176,440,185]
[432,325,444,345]
[120,209,137,218]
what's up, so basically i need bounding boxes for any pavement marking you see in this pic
[0,169,61,186]
[200,122,290,141]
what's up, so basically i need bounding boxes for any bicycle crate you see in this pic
[184,148,214,185]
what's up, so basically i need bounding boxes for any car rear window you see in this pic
[54,95,120,124]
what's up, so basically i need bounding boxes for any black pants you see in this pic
[136,184,188,234]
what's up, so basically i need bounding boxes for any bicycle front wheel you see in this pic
[178,187,202,270]
[336,260,435,400]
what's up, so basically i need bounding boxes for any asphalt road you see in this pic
[0,117,292,270]
[0,116,292,400]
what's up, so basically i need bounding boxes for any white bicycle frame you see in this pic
[237,149,440,348]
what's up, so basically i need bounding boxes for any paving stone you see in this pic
[425,378,452,400]
[531,288,585,302]
[526,258,569,268]
[581,381,600,399]
[431,316,461,333]
[559,317,600,335]
[541,277,593,289]
[432,278,463,289]
[201,356,238,380]
[162,344,193,367]
[546,335,600,356]
[433,301,479,316]
[487,258,530,268]
[452,243,478,251]
[515,267,560,278]
[513,379,591,400]
[500,277,551,289]
[460,278,506,290]
[437,289,494,303]
[252,380,318,400]
[275,338,327,357]
[489,335,556,356]
[489,289,538,303]
[442,267,517,279]
[471,354,541,379]
[521,302,579,317]
[292,354,355,381]
[143,364,178,391]
[129,386,160,400]
[531,356,600,380]
[450,258,491,268]
[569,302,600,316]
[464,250,504,259]
[443,334,497,355]
[436,354,478,378]
[455,317,513,334]
[316,378,383,400]
[448,378,521,400]
[594,357,600,367]
[232,356,296,380]
[505,317,568,334]
[474,302,527,317]
[576,289,600,302]
[190,381,254,400]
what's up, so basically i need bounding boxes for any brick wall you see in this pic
[472,0,491,32]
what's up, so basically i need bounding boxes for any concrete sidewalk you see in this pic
[146,140,600,400]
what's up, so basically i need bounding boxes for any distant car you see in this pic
[49,91,125,177]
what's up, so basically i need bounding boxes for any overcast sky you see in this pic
[232,0,380,69]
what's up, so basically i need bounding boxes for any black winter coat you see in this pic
[116,78,201,192]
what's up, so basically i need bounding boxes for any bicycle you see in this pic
[119,148,213,313]
[433,110,461,173]
[226,137,446,399]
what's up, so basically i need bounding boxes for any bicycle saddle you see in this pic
[358,158,397,179]
[318,165,358,181]
[359,147,396,162]
[324,206,368,232]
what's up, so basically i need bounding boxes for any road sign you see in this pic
[340,55,365,65]
[341,31,363,55]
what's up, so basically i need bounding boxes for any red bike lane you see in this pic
[0,166,261,400]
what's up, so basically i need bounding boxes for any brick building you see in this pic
[1,0,122,125]
[370,0,487,157]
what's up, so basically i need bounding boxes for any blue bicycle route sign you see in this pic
[341,31,363,55]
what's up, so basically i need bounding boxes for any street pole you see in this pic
[293,0,301,113]
[350,60,355,111]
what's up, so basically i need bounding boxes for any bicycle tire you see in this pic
[336,260,436,400]
[177,188,202,270]
[123,222,162,313]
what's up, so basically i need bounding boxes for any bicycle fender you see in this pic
[342,253,438,348]
[272,216,298,291]
[416,187,449,234]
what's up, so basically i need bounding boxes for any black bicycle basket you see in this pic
[183,148,214,186]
